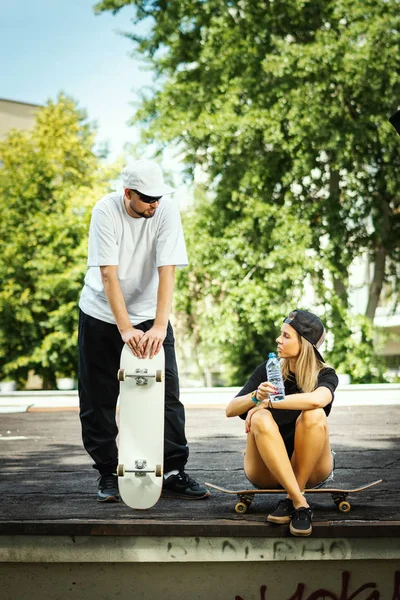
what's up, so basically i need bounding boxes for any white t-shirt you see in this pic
[79,192,188,325]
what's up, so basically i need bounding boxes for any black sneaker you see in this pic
[290,506,313,536]
[162,471,210,499]
[266,498,295,524]
[97,473,120,502]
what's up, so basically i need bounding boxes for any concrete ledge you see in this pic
[1,533,400,563]
[1,560,399,600]
[1,520,400,539]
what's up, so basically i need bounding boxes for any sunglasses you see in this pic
[132,189,162,204]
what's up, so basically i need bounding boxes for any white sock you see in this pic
[164,469,179,479]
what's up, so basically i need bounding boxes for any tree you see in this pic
[0,95,116,388]
[173,186,314,384]
[96,0,400,382]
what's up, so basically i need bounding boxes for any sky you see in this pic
[1,0,155,162]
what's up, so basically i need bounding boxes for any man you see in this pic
[78,159,209,501]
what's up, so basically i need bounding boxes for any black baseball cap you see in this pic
[283,309,326,363]
[389,109,400,135]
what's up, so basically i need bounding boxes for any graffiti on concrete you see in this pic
[164,537,353,562]
[235,570,400,600]
[273,539,350,560]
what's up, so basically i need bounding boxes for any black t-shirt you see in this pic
[237,362,339,429]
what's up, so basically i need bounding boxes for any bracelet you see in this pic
[251,390,262,406]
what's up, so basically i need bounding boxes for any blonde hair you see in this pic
[281,331,325,392]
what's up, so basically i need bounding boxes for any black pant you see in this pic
[78,309,189,475]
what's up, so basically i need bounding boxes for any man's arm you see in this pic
[100,265,144,355]
[138,265,176,358]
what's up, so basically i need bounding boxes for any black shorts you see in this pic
[279,423,296,458]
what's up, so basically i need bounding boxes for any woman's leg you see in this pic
[244,410,307,508]
[291,408,333,490]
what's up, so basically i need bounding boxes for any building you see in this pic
[0,98,42,139]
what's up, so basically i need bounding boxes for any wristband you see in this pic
[251,390,262,405]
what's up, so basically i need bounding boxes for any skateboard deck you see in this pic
[204,480,382,514]
[117,344,165,509]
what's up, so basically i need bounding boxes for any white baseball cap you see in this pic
[121,160,175,197]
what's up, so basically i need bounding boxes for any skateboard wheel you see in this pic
[155,464,163,477]
[156,370,163,383]
[338,501,351,513]
[117,464,125,477]
[235,502,248,514]
[117,369,126,382]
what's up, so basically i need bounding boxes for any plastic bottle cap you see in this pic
[268,352,276,358]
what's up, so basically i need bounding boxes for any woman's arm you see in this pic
[226,391,257,418]
[269,386,333,411]
[226,381,276,417]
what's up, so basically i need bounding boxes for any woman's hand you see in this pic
[245,405,264,433]
[245,381,277,432]
[255,381,277,402]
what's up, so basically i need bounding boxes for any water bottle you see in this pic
[266,352,285,402]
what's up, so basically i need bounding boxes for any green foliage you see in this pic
[330,312,387,383]
[97,0,400,383]
[0,95,116,388]
[175,187,314,384]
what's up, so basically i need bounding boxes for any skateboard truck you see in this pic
[331,492,351,513]
[117,460,163,478]
[117,367,163,385]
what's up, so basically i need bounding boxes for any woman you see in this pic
[226,309,338,537]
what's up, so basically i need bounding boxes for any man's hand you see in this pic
[121,327,145,357]
[137,325,167,359]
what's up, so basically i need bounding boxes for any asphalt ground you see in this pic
[0,404,399,536]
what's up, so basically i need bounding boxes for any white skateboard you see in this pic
[117,344,165,509]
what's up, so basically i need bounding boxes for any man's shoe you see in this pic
[266,498,295,524]
[97,473,120,502]
[290,506,313,536]
[162,471,210,499]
